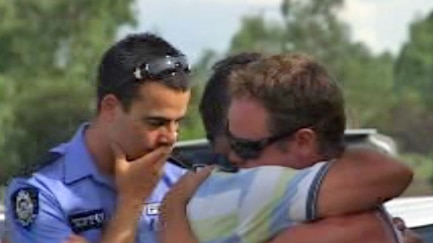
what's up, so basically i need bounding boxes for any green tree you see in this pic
[395,12,433,109]
[0,0,136,80]
[229,16,285,54]
[179,50,220,140]
[0,0,136,184]
[227,0,395,130]
[2,81,93,173]
[392,11,433,155]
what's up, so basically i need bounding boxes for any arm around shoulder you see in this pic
[317,147,413,217]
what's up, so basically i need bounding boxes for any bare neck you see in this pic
[85,122,115,176]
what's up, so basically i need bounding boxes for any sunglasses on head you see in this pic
[133,55,190,80]
[226,127,300,160]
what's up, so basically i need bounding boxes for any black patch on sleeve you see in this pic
[11,187,39,229]
[68,209,106,233]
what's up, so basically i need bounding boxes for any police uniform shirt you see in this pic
[5,124,186,243]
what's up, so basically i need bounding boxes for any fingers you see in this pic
[112,143,171,174]
[167,165,214,202]
[151,146,173,174]
[392,217,424,243]
[138,146,172,166]
[176,166,213,190]
[138,146,172,179]
[189,165,214,182]
[392,217,407,231]
[111,142,130,175]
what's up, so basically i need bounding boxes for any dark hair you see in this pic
[229,53,346,155]
[97,33,190,111]
[199,52,262,141]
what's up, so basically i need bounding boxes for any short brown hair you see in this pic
[229,53,346,154]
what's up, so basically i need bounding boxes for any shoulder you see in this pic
[5,176,63,232]
[6,149,68,215]
[12,150,66,179]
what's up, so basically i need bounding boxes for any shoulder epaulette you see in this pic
[13,152,64,178]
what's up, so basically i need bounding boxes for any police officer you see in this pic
[4,33,191,243]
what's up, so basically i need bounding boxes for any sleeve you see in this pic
[280,161,334,222]
[5,179,73,243]
[224,163,331,243]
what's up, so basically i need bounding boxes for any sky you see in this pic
[122,0,433,63]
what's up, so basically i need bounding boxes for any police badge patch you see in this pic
[11,187,39,229]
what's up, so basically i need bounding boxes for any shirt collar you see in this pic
[63,123,110,185]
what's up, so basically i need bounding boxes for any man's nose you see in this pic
[159,124,178,145]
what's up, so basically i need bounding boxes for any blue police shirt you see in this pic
[5,124,186,243]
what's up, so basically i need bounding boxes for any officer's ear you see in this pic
[100,94,122,120]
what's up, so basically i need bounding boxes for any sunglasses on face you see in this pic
[133,55,190,80]
[226,127,299,160]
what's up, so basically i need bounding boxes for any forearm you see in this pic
[99,197,144,243]
[318,147,413,217]
[269,211,396,243]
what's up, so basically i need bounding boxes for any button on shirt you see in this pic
[5,124,186,243]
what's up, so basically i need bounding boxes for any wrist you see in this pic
[117,196,145,211]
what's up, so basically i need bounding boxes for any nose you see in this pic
[159,122,179,145]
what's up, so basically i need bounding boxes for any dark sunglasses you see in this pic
[227,127,299,160]
[133,55,190,80]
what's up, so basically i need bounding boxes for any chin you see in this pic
[126,150,147,161]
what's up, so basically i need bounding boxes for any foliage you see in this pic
[395,12,433,109]
[228,0,395,130]
[1,0,433,188]
[391,12,433,155]
[0,0,136,184]
[179,49,222,140]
